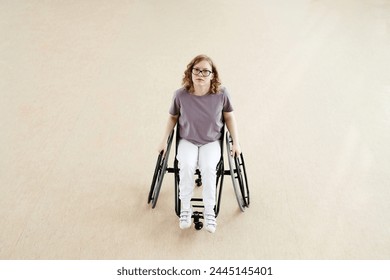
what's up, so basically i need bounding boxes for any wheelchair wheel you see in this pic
[226,133,250,211]
[174,157,180,216]
[148,130,174,208]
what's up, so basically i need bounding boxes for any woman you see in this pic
[158,55,241,233]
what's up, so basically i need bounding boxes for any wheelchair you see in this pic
[148,125,250,231]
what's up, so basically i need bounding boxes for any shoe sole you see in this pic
[180,224,191,229]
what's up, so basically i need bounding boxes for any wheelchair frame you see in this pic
[148,126,250,230]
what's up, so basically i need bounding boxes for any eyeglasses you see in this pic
[192,68,213,77]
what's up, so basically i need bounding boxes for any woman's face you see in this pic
[191,60,213,88]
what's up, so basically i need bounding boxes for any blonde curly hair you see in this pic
[182,55,221,94]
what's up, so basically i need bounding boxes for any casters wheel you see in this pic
[193,211,203,230]
[195,178,202,187]
[195,221,203,230]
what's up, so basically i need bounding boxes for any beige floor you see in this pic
[1,0,390,260]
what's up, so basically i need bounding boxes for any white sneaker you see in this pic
[179,208,192,229]
[205,213,217,233]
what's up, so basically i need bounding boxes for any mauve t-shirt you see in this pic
[169,87,234,146]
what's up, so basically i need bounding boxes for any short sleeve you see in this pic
[222,88,234,112]
[169,90,180,115]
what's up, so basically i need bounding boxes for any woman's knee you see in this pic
[179,159,197,172]
[198,162,217,176]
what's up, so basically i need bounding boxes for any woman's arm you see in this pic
[223,111,241,157]
[158,114,179,157]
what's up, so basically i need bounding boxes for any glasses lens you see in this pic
[192,68,200,75]
[202,70,211,77]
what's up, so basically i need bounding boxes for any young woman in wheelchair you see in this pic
[158,55,241,233]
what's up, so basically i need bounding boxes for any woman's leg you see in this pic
[177,139,198,210]
[198,140,221,214]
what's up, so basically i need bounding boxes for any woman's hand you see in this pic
[231,143,242,158]
[223,111,242,158]
[158,114,178,158]
[157,140,167,158]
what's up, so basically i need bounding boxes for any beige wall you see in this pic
[1,0,389,259]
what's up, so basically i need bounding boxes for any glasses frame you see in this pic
[192,68,213,77]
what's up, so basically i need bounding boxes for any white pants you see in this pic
[177,139,221,214]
